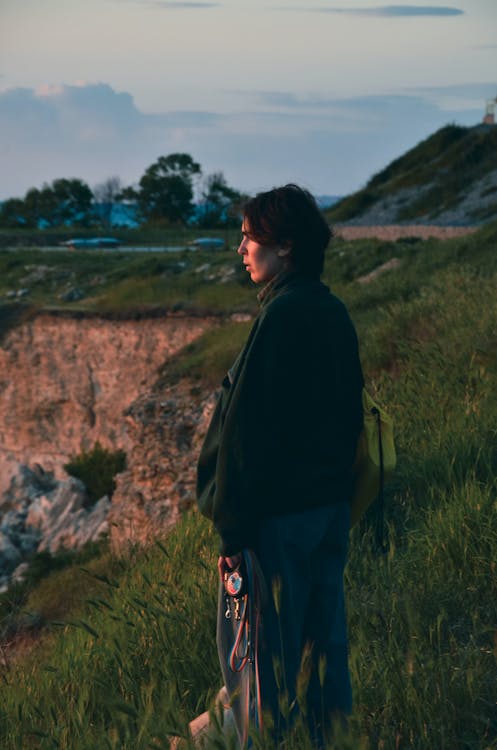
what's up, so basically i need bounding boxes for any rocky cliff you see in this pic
[0,464,110,591]
[0,312,219,585]
[108,378,216,553]
[0,312,212,496]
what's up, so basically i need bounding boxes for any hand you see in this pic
[218,553,242,581]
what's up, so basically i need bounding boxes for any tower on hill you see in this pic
[483,96,497,125]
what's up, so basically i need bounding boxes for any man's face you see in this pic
[237,219,288,284]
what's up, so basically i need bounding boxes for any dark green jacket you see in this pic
[196,272,364,555]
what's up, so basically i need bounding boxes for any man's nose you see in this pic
[237,240,246,255]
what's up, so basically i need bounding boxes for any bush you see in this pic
[64,441,126,504]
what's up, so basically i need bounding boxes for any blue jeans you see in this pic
[217,501,352,747]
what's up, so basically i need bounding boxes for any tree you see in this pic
[50,178,93,226]
[197,171,246,228]
[93,176,123,229]
[23,186,59,227]
[136,153,201,225]
[0,198,28,228]
[0,178,93,228]
[0,187,59,228]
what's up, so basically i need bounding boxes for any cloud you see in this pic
[304,5,464,17]
[253,90,440,123]
[0,83,222,198]
[258,92,336,109]
[254,82,493,118]
[0,80,490,199]
[406,82,497,112]
[139,1,221,7]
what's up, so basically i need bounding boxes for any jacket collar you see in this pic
[257,270,322,308]
[257,270,298,307]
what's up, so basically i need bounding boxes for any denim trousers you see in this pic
[216,501,352,748]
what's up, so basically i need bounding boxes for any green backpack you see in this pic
[350,388,396,533]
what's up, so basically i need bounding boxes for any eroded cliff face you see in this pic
[108,380,216,552]
[0,313,213,499]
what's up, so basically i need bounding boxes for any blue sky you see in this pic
[0,0,496,200]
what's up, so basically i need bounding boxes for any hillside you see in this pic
[327,123,497,226]
[1,222,497,748]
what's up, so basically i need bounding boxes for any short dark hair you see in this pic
[243,184,332,277]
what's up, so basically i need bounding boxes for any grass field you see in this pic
[1,222,497,748]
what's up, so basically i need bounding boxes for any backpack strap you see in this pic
[372,406,387,552]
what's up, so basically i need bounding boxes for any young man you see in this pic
[197,184,363,747]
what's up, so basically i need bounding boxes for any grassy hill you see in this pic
[1,223,497,748]
[327,124,497,226]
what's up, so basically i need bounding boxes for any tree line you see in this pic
[0,153,247,230]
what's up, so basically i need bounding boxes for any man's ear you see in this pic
[277,245,291,258]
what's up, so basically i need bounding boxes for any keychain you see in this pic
[224,567,246,620]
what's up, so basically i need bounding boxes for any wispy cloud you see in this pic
[303,6,464,17]
[143,1,221,7]
[406,82,496,112]
[247,83,491,127]
[257,92,337,110]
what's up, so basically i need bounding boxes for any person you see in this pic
[196,184,364,748]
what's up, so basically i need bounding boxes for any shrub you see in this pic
[64,441,126,504]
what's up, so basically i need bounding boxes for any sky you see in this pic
[1,0,496,201]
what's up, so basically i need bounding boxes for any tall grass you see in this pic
[0,514,220,750]
[1,224,497,748]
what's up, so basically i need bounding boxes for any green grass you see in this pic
[0,240,259,315]
[0,515,220,750]
[159,320,252,389]
[1,222,497,748]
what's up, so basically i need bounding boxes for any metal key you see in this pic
[234,598,241,620]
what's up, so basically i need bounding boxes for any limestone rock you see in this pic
[109,382,216,552]
[0,313,213,498]
[0,464,111,591]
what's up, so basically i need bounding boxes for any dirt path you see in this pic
[334,225,478,241]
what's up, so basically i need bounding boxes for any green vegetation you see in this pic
[0,152,245,230]
[1,222,497,747]
[0,178,93,229]
[0,542,108,647]
[327,124,497,223]
[159,321,252,389]
[0,232,254,314]
[63,442,127,505]
[124,153,201,225]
